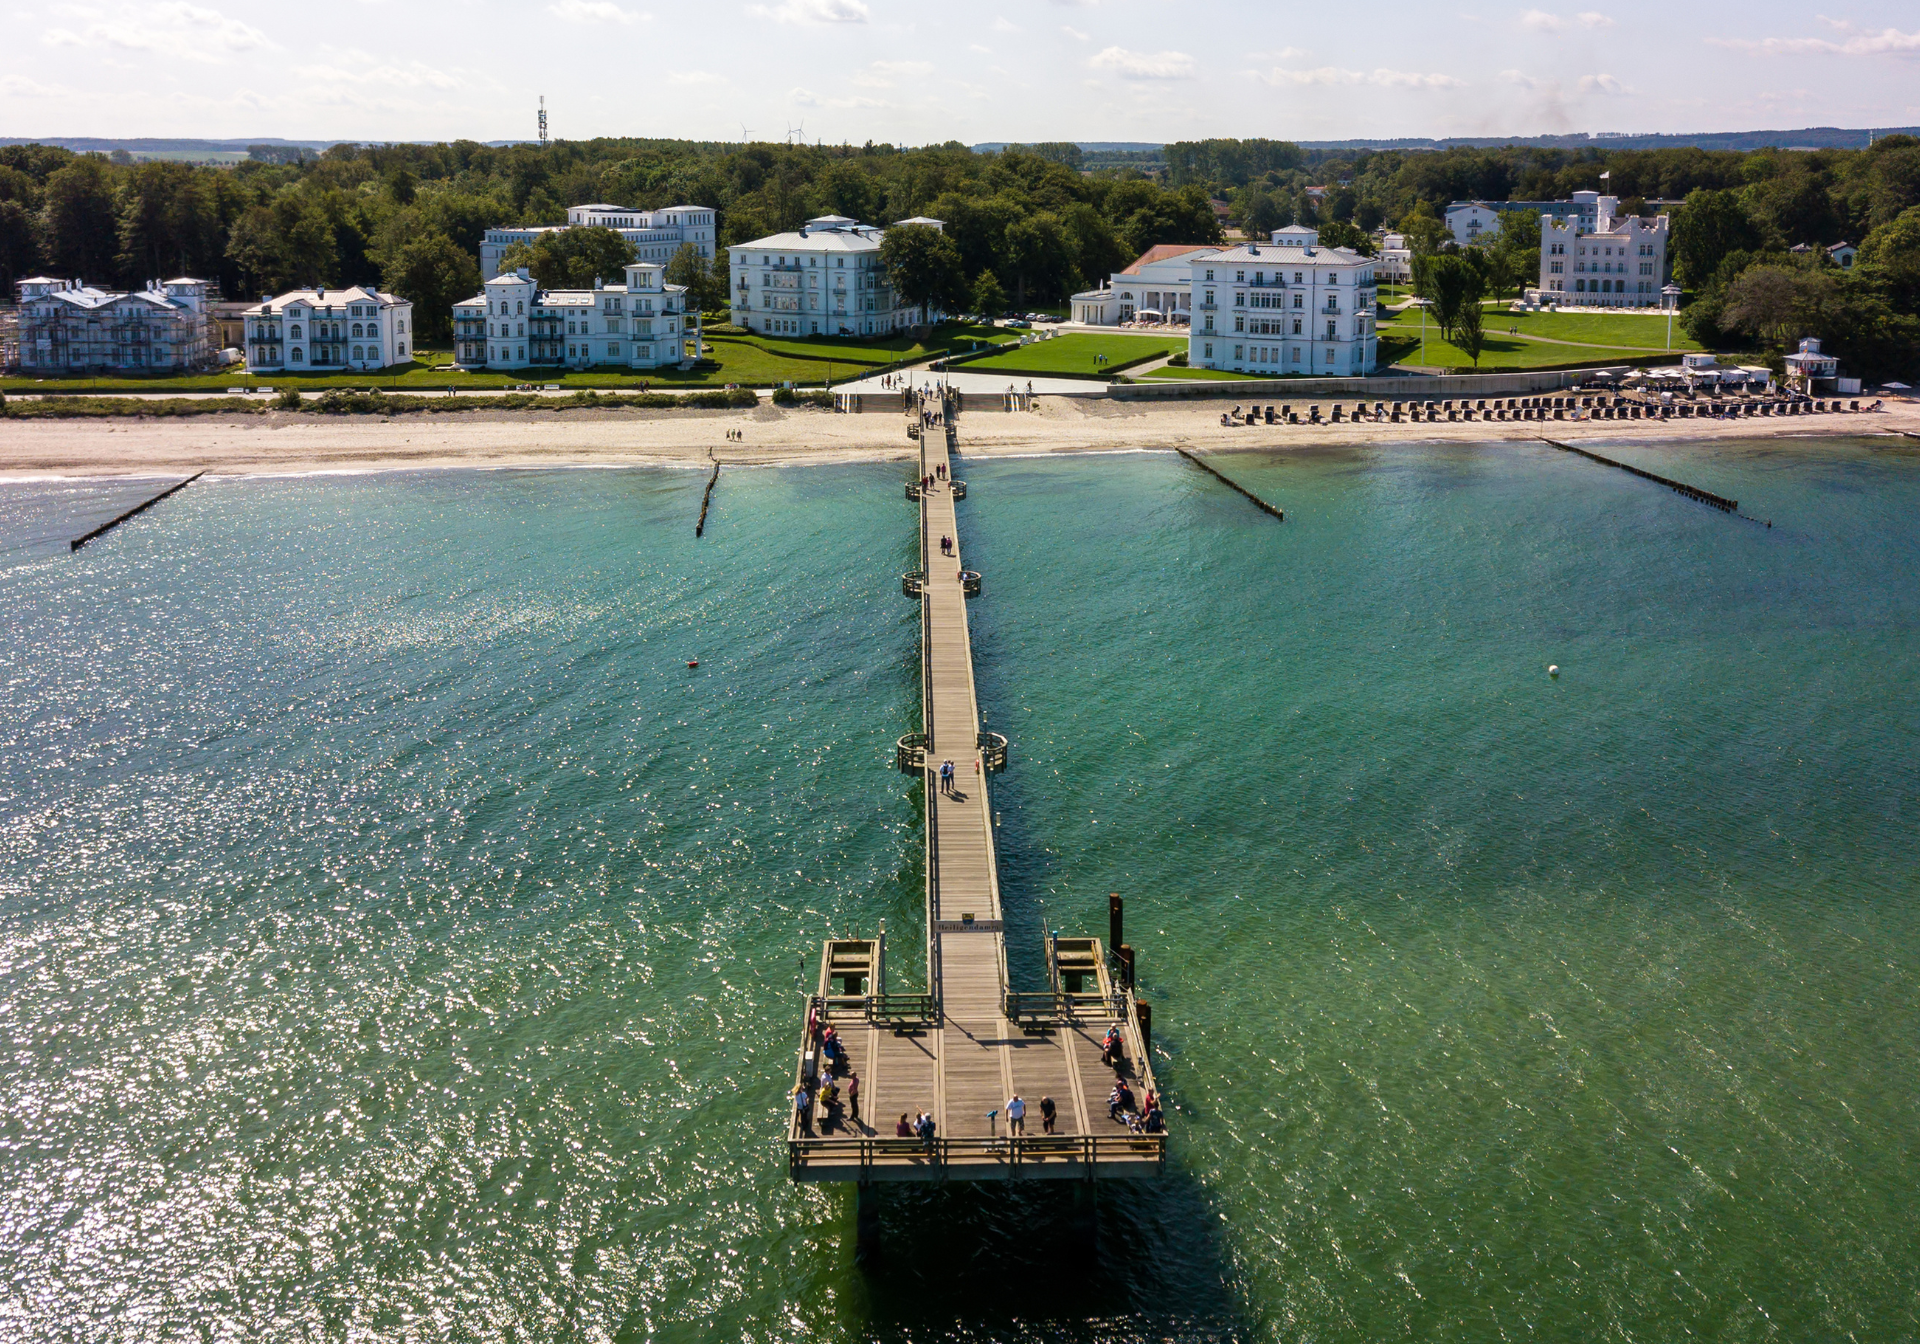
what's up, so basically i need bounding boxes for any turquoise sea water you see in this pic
[0,438,1915,1342]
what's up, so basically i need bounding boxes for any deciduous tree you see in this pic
[40,156,118,280]
[381,232,478,343]
[880,223,966,314]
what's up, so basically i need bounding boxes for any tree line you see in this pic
[0,138,1220,344]
[1,135,1912,373]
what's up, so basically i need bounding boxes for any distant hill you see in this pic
[975,129,1919,155]
[1296,128,1920,152]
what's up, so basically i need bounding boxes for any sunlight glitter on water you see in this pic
[0,441,1915,1342]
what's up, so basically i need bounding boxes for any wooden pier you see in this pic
[787,395,1164,1183]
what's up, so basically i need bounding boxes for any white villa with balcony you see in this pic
[451,262,687,371]
[1534,194,1670,307]
[1186,226,1378,375]
[243,285,413,371]
[479,204,717,281]
[727,216,935,337]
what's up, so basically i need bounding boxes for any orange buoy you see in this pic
[687,660,699,669]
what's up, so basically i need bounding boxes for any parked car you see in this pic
[1004,318,1030,329]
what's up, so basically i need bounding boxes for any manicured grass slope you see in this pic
[962,333,1178,377]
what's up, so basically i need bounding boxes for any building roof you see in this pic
[243,286,407,314]
[455,281,688,308]
[732,226,883,251]
[1119,244,1220,275]
[1201,242,1370,266]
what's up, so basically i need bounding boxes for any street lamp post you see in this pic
[1409,297,1432,367]
[1662,284,1682,352]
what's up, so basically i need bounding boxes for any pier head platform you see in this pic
[787,391,1165,1184]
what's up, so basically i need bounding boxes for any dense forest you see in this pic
[0,135,1914,373]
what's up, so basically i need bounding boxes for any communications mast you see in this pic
[538,96,548,146]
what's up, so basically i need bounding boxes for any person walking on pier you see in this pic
[847,1072,861,1124]
[793,1084,814,1137]
[1040,1095,1057,1134]
[1006,1094,1026,1136]
[896,1113,913,1137]
[939,759,955,795]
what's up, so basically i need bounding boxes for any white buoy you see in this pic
[1548,664,1560,678]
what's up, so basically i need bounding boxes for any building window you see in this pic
[1204,343,1212,358]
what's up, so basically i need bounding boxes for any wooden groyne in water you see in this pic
[1538,438,1740,514]
[695,462,720,537]
[1174,448,1285,521]
[70,471,204,552]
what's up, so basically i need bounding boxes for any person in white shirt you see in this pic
[1005,1094,1026,1136]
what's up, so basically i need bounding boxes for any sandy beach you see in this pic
[2,395,1915,478]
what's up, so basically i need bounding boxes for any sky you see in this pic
[3,0,1919,145]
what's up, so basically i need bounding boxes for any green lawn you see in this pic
[1375,329,1674,371]
[960,332,1179,377]
[1,322,1012,394]
[1477,306,1703,351]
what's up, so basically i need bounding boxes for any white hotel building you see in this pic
[1187,226,1378,376]
[728,215,932,337]
[451,262,687,371]
[479,204,717,281]
[1535,194,1670,307]
[242,285,414,371]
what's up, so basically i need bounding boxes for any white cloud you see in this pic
[546,0,647,23]
[1578,71,1631,93]
[969,42,990,52]
[294,59,463,89]
[1263,66,1463,88]
[668,69,725,84]
[750,0,867,23]
[1711,20,1920,56]
[0,73,73,97]
[872,59,932,76]
[1499,68,1544,88]
[991,16,1019,32]
[790,86,885,108]
[44,2,275,63]
[1061,25,1087,40]
[1088,46,1196,79]
[1521,9,1611,31]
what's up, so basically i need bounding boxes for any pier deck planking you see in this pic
[788,403,1163,1183]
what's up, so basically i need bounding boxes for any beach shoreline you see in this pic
[1,397,1914,479]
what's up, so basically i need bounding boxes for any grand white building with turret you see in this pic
[1535,194,1670,307]
[1185,226,1378,375]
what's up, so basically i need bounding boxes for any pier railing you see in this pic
[788,1132,1165,1178]
[1002,989,1126,1026]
